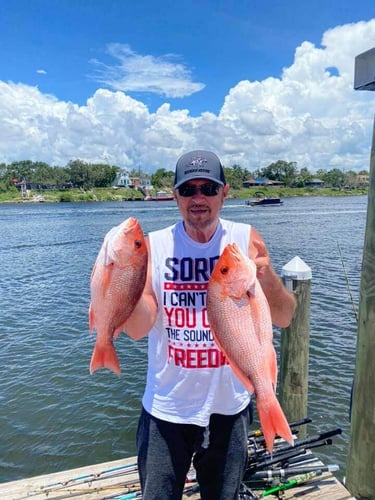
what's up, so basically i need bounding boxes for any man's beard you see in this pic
[185,211,215,231]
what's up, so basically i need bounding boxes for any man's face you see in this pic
[174,179,229,234]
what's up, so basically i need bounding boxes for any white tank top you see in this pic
[142,218,252,426]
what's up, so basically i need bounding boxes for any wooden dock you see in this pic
[0,454,356,500]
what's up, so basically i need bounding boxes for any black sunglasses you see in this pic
[178,183,221,197]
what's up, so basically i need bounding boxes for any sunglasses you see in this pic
[178,183,221,197]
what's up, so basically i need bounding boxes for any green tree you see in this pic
[0,163,15,193]
[293,167,313,187]
[324,168,345,188]
[30,161,56,187]
[258,160,298,185]
[53,166,71,187]
[66,160,92,188]
[7,160,35,182]
[224,164,251,189]
[151,168,174,189]
[90,163,119,187]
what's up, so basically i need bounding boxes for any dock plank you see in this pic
[0,456,355,499]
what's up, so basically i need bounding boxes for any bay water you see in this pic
[0,195,367,484]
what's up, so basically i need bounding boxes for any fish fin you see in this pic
[101,264,114,291]
[247,289,263,342]
[212,330,255,393]
[247,289,278,389]
[226,355,255,393]
[114,317,132,339]
[90,343,121,376]
[88,304,95,332]
[90,262,97,282]
[234,367,255,394]
[256,396,294,453]
[268,344,278,390]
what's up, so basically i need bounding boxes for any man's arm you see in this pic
[123,237,158,340]
[249,227,296,328]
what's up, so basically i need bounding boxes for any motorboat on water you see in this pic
[144,190,174,201]
[245,191,283,206]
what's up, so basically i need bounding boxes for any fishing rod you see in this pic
[23,481,142,500]
[247,441,333,478]
[273,440,334,473]
[246,448,310,477]
[282,448,330,466]
[23,462,140,499]
[248,427,341,464]
[260,470,321,497]
[239,481,261,500]
[102,492,142,500]
[248,417,312,440]
[337,242,359,323]
[246,434,338,477]
[248,463,339,481]
[337,241,359,421]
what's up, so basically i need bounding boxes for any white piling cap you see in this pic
[281,256,312,280]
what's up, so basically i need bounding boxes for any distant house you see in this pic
[243,177,284,188]
[305,178,325,188]
[113,169,132,188]
[112,169,153,191]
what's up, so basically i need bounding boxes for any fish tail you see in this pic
[257,396,294,453]
[90,343,121,376]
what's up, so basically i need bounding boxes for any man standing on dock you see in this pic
[124,150,296,499]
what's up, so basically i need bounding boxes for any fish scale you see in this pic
[88,217,148,376]
[207,242,293,452]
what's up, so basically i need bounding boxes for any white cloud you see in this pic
[36,69,47,75]
[218,19,375,170]
[90,43,205,98]
[1,20,375,173]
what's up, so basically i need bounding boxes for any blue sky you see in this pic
[1,1,375,172]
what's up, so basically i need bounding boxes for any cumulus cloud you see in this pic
[36,69,47,75]
[90,43,205,98]
[1,20,375,173]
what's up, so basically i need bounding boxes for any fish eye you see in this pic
[134,240,142,249]
[220,266,229,274]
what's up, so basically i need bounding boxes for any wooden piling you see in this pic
[345,118,375,500]
[279,257,312,438]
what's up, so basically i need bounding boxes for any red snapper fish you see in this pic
[206,242,293,452]
[89,217,148,376]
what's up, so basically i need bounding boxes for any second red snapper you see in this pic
[206,242,293,452]
[89,217,148,375]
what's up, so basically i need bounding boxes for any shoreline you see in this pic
[0,187,369,204]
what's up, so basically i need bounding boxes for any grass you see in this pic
[0,185,368,203]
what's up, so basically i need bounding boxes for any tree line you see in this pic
[0,158,369,194]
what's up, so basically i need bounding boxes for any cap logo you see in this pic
[183,155,210,175]
[190,156,207,167]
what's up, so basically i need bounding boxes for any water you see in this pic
[0,195,367,484]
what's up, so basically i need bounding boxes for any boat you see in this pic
[245,191,283,206]
[145,190,174,201]
[32,194,45,203]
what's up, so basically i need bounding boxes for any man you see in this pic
[124,150,296,499]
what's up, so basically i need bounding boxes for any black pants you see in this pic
[136,405,251,500]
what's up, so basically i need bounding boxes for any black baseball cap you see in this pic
[174,150,226,188]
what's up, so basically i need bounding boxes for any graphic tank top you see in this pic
[142,218,252,426]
